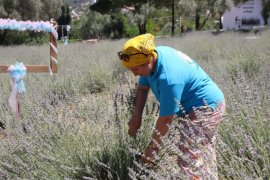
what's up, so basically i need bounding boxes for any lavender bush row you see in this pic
[0,30,269,179]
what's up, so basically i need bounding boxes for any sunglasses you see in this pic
[117,52,147,61]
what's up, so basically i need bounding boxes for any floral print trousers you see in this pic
[177,101,226,180]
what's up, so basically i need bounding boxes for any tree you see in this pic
[154,0,176,36]
[193,0,215,30]
[153,0,231,34]
[16,0,40,20]
[0,0,17,18]
[187,0,233,30]
[171,0,175,36]
[80,9,106,39]
[102,15,124,38]
[90,0,157,34]
[40,0,64,20]
[89,0,113,14]
[90,0,195,36]
[215,0,233,29]
[154,0,198,35]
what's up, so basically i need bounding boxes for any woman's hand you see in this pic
[128,116,142,138]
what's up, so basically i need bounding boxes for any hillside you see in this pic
[66,0,95,8]
[66,0,96,19]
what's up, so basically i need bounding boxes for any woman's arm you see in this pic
[128,85,150,137]
[141,115,174,164]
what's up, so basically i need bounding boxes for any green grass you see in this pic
[0,30,269,179]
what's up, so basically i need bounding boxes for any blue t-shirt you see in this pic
[139,46,224,117]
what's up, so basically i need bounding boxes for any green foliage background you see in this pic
[1,0,270,45]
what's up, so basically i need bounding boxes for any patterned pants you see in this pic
[177,101,226,180]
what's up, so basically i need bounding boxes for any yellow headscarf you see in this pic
[121,33,157,68]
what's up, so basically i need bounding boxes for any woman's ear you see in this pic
[151,55,157,63]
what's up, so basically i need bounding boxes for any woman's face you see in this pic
[128,56,156,77]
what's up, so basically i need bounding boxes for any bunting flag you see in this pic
[0,18,58,40]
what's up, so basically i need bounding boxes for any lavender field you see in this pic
[0,31,269,179]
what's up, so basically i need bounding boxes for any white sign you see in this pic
[222,0,267,30]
